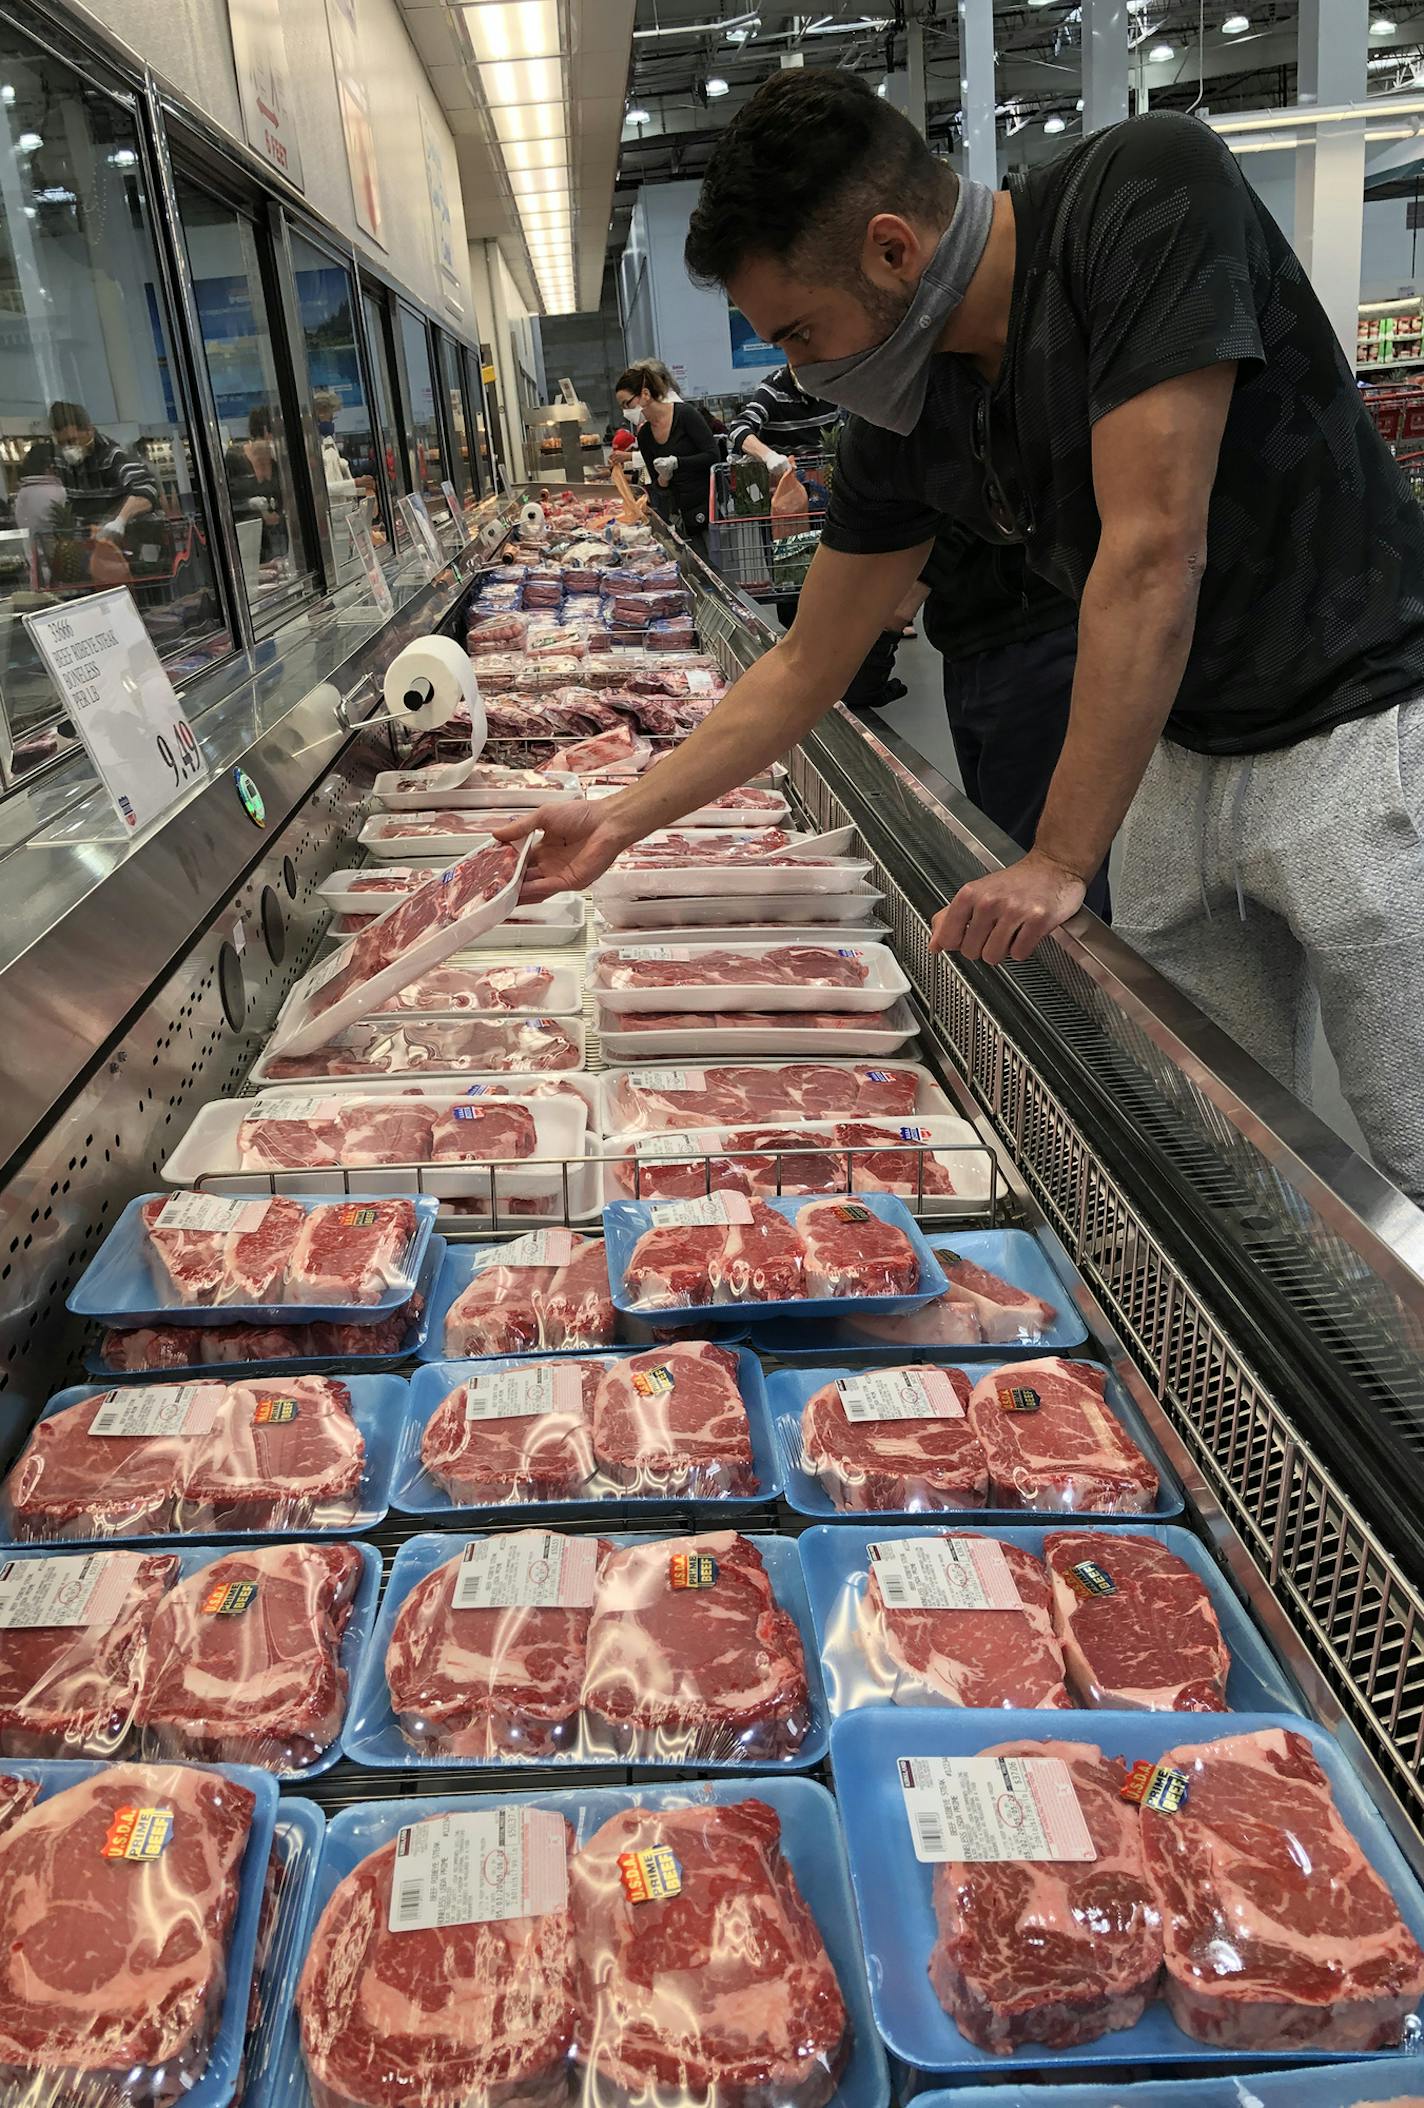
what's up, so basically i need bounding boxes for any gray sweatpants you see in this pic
[1114,701,1424,1204]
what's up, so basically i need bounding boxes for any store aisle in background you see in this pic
[853,619,1369,1161]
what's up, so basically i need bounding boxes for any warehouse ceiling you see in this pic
[399,0,636,316]
[613,0,1424,256]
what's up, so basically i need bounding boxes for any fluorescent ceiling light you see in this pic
[1148,41,1175,61]
[1228,123,1419,150]
[509,166,569,195]
[705,75,729,97]
[1222,12,1250,30]
[108,146,138,168]
[1044,113,1066,132]
[1372,15,1399,33]
[462,0,559,62]
[479,55,560,105]
[17,130,40,150]
[626,106,652,125]
[500,136,568,170]
[1210,92,1424,130]
[726,21,758,42]
[492,99,563,142]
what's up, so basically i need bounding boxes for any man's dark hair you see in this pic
[685,69,956,289]
[48,399,92,433]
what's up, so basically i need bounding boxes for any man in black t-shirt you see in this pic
[497,75,1424,1200]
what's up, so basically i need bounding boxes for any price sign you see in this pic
[398,493,444,577]
[351,513,394,618]
[23,588,209,834]
[440,479,463,533]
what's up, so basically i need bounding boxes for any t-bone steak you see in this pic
[0,1549,180,1757]
[384,1535,610,1758]
[967,1359,1159,1512]
[571,1799,848,2108]
[580,1531,810,1760]
[135,1540,363,1770]
[929,1737,1164,2053]
[795,1198,920,1297]
[297,1814,577,2108]
[800,1369,986,1512]
[1044,1529,1230,1710]
[1141,1725,1424,2050]
[0,1761,256,2096]
[419,1361,600,1504]
[862,1535,1070,1708]
[591,1341,755,1495]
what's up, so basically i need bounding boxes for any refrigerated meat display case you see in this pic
[3,484,1424,1898]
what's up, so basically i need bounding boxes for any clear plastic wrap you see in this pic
[595,888,883,931]
[1,1374,403,1544]
[131,1541,378,1776]
[596,1000,921,1061]
[601,1061,939,1134]
[605,1192,950,1319]
[373,960,581,1015]
[605,1116,989,1208]
[289,1778,885,2108]
[370,761,579,810]
[966,1359,1160,1513]
[393,1343,778,1513]
[426,1233,617,1358]
[558,724,653,776]
[71,1193,436,1326]
[0,1756,276,2108]
[798,1522,1302,1720]
[340,1528,825,1770]
[0,1550,182,1757]
[591,941,910,1015]
[251,1016,584,1083]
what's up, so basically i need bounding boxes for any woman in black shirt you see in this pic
[614,363,716,561]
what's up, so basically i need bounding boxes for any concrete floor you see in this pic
[863,624,1370,1162]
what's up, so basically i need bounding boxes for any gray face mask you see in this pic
[790,175,997,435]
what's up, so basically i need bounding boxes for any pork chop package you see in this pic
[832,1706,1424,2075]
[423,1231,617,1359]
[603,1192,950,1322]
[130,1540,379,1778]
[0,1374,403,1545]
[283,1777,885,2108]
[590,940,911,1016]
[753,1230,1088,1359]
[392,1342,779,1515]
[604,1115,989,1209]
[769,1362,1181,1523]
[0,1755,276,2108]
[600,1060,939,1135]
[797,1523,1301,1720]
[340,1527,825,1770]
[70,1192,437,1326]
[267,839,530,1061]
[251,1015,584,1084]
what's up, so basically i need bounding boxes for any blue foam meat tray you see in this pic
[918,2062,1424,2108]
[255,1775,889,2108]
[799,1521,1302,1719]
[602,1191,951,1326]
[829,1707,1424,2076]
[340,1528,828,1772]
[236,1796,325,2108]
[0,1374,408,1547]
[766,1360,1183,1524]
[81,1237,446,1379]
[69,1191,439,1328]
[744,1228,1090,1359]
[391,1347,783,1518]
[0,1757,278,2108]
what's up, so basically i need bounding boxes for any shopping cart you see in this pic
[708,449,834,603]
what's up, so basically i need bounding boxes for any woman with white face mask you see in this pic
[614,362,717,560]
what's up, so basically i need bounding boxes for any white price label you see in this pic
[399,492,444,574]
[390,1807,568,1933]
[647,1192,752,1228]
[633,1130,719,1160]
[23,589,210,836]
[613,946,693,963]
[869,1537,1023,1613]
[297,943,355,998]
[627,1069,705,1093]
[836,1368,964,1423]
[247,1095,337,1121]
[232,918,246,957]
[350,514,395,618]
[0,1551,137,1630]
[898,1755,1097,1865]
[469,1229,575,1271]
[464,1364,583,1421]
[453,1531,599,1609]
[87,1384,224,1439]
[154,1192,273,1235]
[683,669,717,695]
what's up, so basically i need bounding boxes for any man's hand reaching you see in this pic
[930,848,1087,966]
[489,799,636,903]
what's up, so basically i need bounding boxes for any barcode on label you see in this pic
[395,1880,424,1925]
[914,1809,947,1856]
[878,1570,909,1607]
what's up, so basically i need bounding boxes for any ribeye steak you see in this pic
[0,1549,180,1756]
[591,1341,755,1495]
[800,1369,985,1512]
[967,1359,1159,1513]
[1044,1529,1229,1710]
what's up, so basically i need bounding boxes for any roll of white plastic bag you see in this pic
[381,634,487,758]
[518,499,547,539]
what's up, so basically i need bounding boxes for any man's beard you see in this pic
[853,271,915,338]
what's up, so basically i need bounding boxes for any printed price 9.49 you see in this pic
[156,719,202,787]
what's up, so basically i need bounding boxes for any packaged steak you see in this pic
[439,1231,615,1357]
[0,1549,181,1756]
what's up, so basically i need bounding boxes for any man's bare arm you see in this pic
[932,362,1238,966]
[495,538,932,898]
